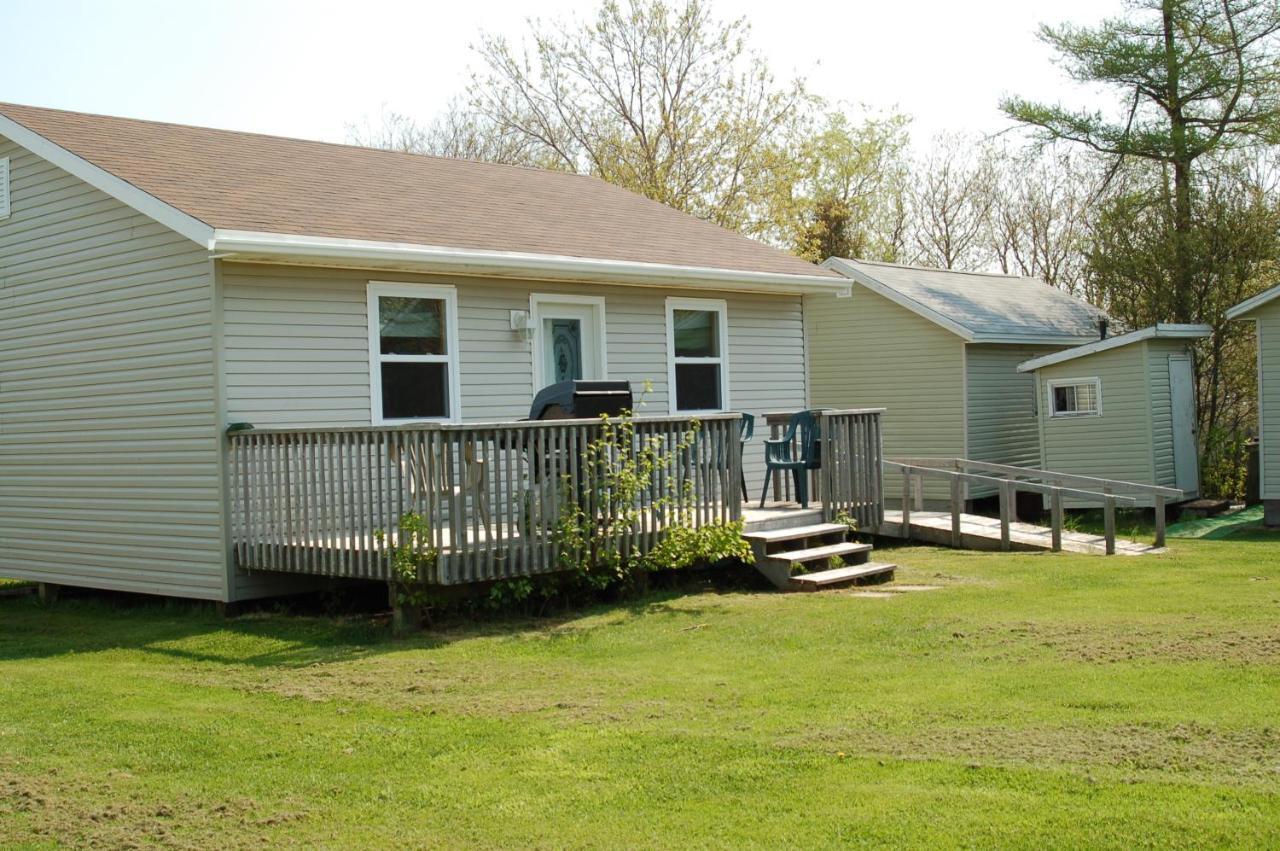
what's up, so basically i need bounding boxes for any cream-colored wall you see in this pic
[0,135,227,600]
[1036,343,1156,504]
[219,262,807,495]
[805,286,965,502]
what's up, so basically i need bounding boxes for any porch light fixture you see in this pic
[510,309,533,341]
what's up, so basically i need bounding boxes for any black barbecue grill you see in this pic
[528,380,634,420]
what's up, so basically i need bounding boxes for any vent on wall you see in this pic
[0,157,9,220]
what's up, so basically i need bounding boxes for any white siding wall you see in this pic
[1254,303,1280,499]
[806,286,966,502]
[0,136,226,599]
[220,263,806,495]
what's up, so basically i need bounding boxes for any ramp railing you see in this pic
[885,458,1181,553]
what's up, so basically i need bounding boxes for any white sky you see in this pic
[2,0,1119,149]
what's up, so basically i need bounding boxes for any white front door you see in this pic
[531,297,606,389]
[1169,353,1199,495]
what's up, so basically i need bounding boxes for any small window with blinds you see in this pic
[367,282,460,423]
[1048,378,1101,418]
[0,157,10,220]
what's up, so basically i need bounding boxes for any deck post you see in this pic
[389,582,422,636]
[1103,492,1117,555]
[949,474,962,547]
[1154,494,1166,548]
[998,481,1011,551]
[37,582,60,605]
[1050,488,1063,552]
[900,466,912,538]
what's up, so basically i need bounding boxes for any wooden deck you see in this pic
[879,510,1163,556]
[228,410,887,585]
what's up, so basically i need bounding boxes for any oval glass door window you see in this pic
[546,317,583,382]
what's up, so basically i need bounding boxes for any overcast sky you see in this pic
[2,0,1119,149]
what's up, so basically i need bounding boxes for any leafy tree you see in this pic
[908,134,995,270]
[760,109,912,262]
[1002,0,1280,323]
[986,146,1103,297]
[465,0,809,231]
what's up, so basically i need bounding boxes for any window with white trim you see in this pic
[666,297,729,412]
[0,157,10,220]
[1048,378,1101,418]
[367,283,460,423]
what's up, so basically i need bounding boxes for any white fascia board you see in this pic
[211,230,852,295]
[1016,323,1212,372]
[1226,283,1280,320]
[822,256,976,341]
[0,112,214,247]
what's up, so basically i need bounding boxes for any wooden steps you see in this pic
[744,522,852,544]
[743,517,895,591]
[767,540,872,564]
[791,562,897,590]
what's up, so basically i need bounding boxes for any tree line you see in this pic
[349,0,1280,499]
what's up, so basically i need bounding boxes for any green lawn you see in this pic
[2,533,1279,848]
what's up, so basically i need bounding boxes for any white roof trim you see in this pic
[1017,324,1211,372]
[0,112,214,247]
[1226,283,1280,320]
[212,230,852,294]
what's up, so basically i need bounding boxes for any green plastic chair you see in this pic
[759,410,821,508]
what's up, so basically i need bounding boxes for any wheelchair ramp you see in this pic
[880,510,1162,556]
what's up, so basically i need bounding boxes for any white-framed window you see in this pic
[367,282,461,424]
[1048,378,1102,418]
[0,157,10,220]
[665,297,730,413]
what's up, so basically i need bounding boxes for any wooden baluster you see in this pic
[1154,493,1166,549]
[901,466,912,536]
[950,474,962,547]
[999,480,1012,552]
[354,430,368,577]
[1050,488,1063,552]
[1104,490,1116,555]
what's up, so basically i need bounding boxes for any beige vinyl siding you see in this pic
[0,136,226,600]
[1255,301,1280,499]
[1036,344,1156,505]
[806,286,965,502]
[964,344,1061,496]
[220,262,806,494]
[1146,340,1182,489]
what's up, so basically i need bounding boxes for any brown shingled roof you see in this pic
[0,102,836,279]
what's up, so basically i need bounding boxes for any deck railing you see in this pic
[761,408,885,530]
[228,414,743,585]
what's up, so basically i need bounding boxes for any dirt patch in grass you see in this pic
[0,765,308,849]
[790,721,1280,784]
[969,621,1280,665]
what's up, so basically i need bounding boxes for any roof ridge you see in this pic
[844,257,1047,284]
[0,100,591,180]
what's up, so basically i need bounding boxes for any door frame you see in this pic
[530,293,608,391]
[1168,352,1199,495]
